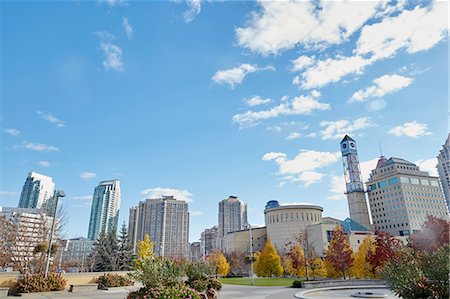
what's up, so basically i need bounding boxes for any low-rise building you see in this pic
[223,226,267,254]
[57,237,95,272]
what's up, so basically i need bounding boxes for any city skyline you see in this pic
[1,1,448,242]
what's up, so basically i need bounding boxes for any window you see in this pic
[378,181,387,188]
[411,178,420,185]
[421,179,430,186]
[388,177,399,185]
[369,184,377,191]
[326,230,333,242]
[430,180,439,187]
[400,177,410,184]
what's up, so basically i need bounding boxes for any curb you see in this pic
[294,285,391,299]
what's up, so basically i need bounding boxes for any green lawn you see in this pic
[219,277,298,286]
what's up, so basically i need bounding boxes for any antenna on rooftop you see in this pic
[378,141,383,157]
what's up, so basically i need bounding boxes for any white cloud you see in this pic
[22,141,59,152]
[356,2,448,60]
[141,187,193,202]
[294,2,447,89]
[327,175,346,201]
[294,55,372,89]
[71,195,93,201]
[94,31,124,72]
[184,0,201,23]
[286,132,301,140]
[415,158,438,176]
[103,0,127,7]
[291,55,315,72]
[212,64,274,88]
[266,125,282,133]
[245,96,272,107]
[316,117,374,140]
[4,128,20,136]
[236,0,388,55]
[360,158,380,183]
[350,74,413,102]
[388,121,431,138]
[38,161,50,167]
[0,191,18,197]
[36,111,66,128]
[263,150,340,187]
[190,211,203,217]
[100,42,124,72]
[122,17,133,39]
[233,93,330,128]
[80,172,97,180]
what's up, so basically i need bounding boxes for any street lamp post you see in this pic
[44,190,65,278]
[248,223,254,286]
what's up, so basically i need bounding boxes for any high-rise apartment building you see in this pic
[437,133,450,209]
[18,172,55,211]
[367,157,448,236]
[128,196,189,258]
[218,196,248,250]
[200,225,219,257]
[87,180,121,240]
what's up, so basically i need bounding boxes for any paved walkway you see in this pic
[7,285,298,299]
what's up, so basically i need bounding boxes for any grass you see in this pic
[219,277,298,286]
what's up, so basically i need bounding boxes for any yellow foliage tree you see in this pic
[350,236,376,278]
[135,234,155,267]
[208,251,230,277]
[309,257,325,279]
[255,238,283,277]
[323,259,341,278]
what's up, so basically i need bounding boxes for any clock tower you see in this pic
[340,135,371,229]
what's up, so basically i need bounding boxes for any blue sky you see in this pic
[1,0,448,242]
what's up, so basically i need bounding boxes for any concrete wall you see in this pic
[0,271,132,290]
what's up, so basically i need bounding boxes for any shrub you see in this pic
[16,273,66,293]
[207,278,222,291]
[382,246,449,299]
[292,280,303,288]
[97,273,133,289]
[185,262,213,282]
[130,256,184,289]
[187,279,208,292]
[127,286,201,299]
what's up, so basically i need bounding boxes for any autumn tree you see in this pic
[255,238,283,277]
[323,259,341,278]
[409,215,450,254]
[207,251,230,277]
[309,257,325,279]
[351,236,376,278]
[284,242,306,277]
[325,226,354,279]
[367,231,403,276]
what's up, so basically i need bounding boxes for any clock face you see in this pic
[342,143,347,149]
[350,142,355,148]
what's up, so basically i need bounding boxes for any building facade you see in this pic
[218,196,247,249]
[367,157,448,236]
[18,172,55,211]
[58,237,95,272]
[87,180,121,240]
[0,207,55,271]
[264,201,323,251]
[190,242,202,262]
[223,226,267,254]
[437,133,450,209]
[128,196,189,258]
[200,225,219,257]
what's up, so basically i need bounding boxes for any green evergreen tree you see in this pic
[117,222,133,271]
[92,230,120,272]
